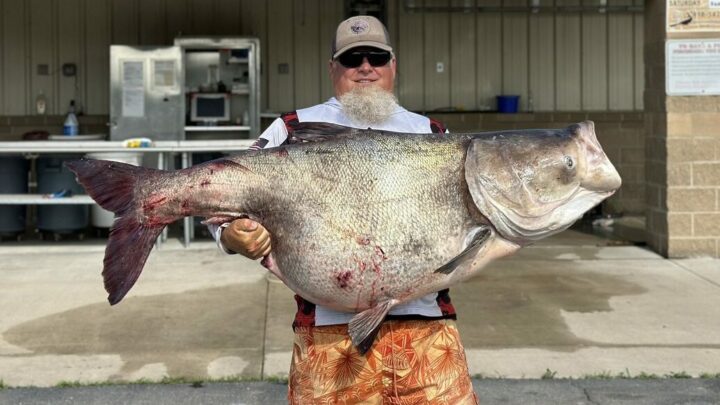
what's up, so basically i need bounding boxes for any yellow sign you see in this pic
[668,0,720,32]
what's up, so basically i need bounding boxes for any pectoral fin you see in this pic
[348,299,398,355]
[292,122,355,142]
[434,226,491,275]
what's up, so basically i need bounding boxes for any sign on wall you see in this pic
[666,39,720,95]
[668,0,720,32]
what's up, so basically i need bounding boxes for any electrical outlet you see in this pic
[37,64,49,76]
[62,63,77,77]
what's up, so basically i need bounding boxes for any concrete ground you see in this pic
[1,226,719,401]
[3,379,720,404]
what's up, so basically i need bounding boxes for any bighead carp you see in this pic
[67,121,621,353]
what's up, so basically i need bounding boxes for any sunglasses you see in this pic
[336,50,392,68]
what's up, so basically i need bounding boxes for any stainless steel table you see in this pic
[0,139,255,246]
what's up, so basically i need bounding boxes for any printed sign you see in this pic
[122,61,145,117]
[666,39,720,95]
[668,0,720,32]
[153,60,177,89]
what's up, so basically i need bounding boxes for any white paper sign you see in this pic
[666,39,720,95]
[122,61,145,117]
[668,0,720,32]
[153,60,177,89]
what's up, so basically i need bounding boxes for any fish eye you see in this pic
[564,155,575,169]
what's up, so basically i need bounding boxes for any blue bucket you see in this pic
[497,95,520,113]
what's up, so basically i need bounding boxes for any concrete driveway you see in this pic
[1,229,719,388]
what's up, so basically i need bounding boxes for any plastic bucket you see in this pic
[0,156,29,234]
[86,152,143,228]
[497,95,520,113]
[37,154,88,233]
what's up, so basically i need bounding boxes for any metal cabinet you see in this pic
[109,46,185,141]
[176,37,261,140]
[109,37,262,142]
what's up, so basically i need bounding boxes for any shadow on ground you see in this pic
[5,283,268,380]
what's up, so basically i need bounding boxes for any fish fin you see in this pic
[103,215,164,305]
[65,159,171,305]
[292,122,356,142]
[260,253,286,283]
[349,299,397,355]
[208,159,252,172]
[434,226,492,275]
[201,216,243,226]
[65,159,153,214]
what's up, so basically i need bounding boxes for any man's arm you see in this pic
[209,118,289,258]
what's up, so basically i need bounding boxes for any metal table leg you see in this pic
[155,151,166,250]
[182,151,191,247]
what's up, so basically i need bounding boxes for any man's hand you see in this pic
[221,218,272,259]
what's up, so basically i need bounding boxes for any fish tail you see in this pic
[65,159,169,305]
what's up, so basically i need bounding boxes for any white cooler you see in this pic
[85,152,143,228]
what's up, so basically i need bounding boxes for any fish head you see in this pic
[464,121,622,245]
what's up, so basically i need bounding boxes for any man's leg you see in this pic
[374,319,478,404]
[288,320,478,404]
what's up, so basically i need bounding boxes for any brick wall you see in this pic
[646,104,720,257]
[644,1,720,258]
[430,112,645,216]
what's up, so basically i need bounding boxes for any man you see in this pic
[211,15,478,404]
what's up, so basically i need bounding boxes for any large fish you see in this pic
[66,121,621,353]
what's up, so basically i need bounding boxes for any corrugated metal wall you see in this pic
[0,0,643,116]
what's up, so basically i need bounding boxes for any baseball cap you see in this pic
[332,15,393,59]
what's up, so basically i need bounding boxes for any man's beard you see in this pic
[338,86,399,126]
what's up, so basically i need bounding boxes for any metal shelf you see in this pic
[184,126,251,132]
[0,139,255,153]
[0,140,256,246]
[0,194,94,205]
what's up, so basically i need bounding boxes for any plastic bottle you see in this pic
[36,91,47,115]
[63,100,79,136]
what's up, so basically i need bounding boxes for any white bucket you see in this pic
[85,152,143,228]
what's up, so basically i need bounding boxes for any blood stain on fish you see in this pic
[356,235,371,245]
[181,200,191,215]
[142,194,168,212]
[334,271,353,289]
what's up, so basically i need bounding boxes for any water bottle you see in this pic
[63,100,79,136]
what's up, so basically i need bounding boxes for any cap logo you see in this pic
[350,20,369,34]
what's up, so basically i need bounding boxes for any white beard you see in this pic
[338,86,399,126]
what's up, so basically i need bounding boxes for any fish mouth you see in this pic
[486,185,614,245]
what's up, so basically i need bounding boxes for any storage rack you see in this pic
[0,139,254,247]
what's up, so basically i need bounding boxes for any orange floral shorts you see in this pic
[288,319,478,404]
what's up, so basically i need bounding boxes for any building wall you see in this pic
[0,1,646,218]
[0,0,644,116]
[644,1,720,258]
